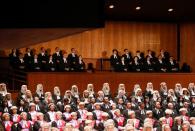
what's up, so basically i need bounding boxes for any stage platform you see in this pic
[27,72,195,94]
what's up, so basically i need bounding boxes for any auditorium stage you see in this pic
[27,72,195,94]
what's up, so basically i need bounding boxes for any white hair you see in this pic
[102,83,110,96]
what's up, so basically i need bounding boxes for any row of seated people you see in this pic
[0,82,195,130]
[9,47,85,72]
[110,49,190,72]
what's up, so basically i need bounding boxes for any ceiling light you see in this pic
[109,5,114,9]
[168,8,173,12]
[136,6,141,10]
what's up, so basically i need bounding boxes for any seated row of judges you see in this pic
[110,49,181,72]
[9,47,85,71]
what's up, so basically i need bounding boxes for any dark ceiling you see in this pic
[105,0,195,22]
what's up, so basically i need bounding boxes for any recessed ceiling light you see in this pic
[109,5,114,9]
[136,6,141,10]
[168,8,173,12]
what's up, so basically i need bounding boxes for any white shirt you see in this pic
[20,59,24,63]
[34,59,38,63]
[48,111,56,122]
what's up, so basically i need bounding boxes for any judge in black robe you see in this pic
[132,56,143,72]
[77,55,86,71]
[24,48,33,71]
[38,47,48,71]
[122,49,133,71]
[67,48,79,71]
[59,53,70,71]
[15,53,26,70]
[9,48,19,68]
[52,47,63,71]
[31,54,42,71]
[167,56,179,72]
[110,49,121,72]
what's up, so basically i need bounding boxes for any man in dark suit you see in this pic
[24,48,33,71]
[155,55,167,72]
[122,102,133,119]
[16,53,26,70]
[132,56,143,72]
[59,53,70,71]
[31,54,42,71]
[110,49,121,71]
[38,47,48,71]
[135,50,144,64]
[167,56,179,72]
[67,48,79,71]
[152,101,164,120]
[143,56,155,72]
[52,47,62,71]
[135,102,147,123]
[122,49,133,71]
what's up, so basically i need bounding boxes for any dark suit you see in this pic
[132,62,142,72]
[15,58,26,70]
[167,60,179,72]
[9,53,18,68]
[31,59,41,71]
[52,52,63,70]
[67,53,79,71]
[38,53,48,71]
[59,58,70,71]
[110,55,121,71]
[155,59,167,72]
[24,53,33,70]
[77,60,85,71]
[143,61,155,72]
[47,60,56,71]
[122,54,133,70]
[152,109,164,120]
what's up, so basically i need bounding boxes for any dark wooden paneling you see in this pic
[180,23,195,72]
[6,21,177,59]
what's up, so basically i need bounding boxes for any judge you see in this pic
[67,48,79,71]
[120,56,128,72]
[167,56,179,72]
[143,56,155,72]
[38,47,48,71]
[16,53,25,70]
[59,52,70,71]
[110,49,121,72]
[31,54,41,71]
[47,55,56,71]
[52,47,62,70]
[122,49,133,71]
[156,55,167,72]
[77,55,85,71]
[24,48,33,70]
[132,56,143,72]
[9,48,19,68]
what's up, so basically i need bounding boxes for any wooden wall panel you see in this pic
[180,23,195,72]
[14,21,177,59]
[27,72,195,95]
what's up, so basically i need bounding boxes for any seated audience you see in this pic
[0,81,195,130]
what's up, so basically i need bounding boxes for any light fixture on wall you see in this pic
[168,8,173,12]
[109,5,114,9]
[136,6,141,10]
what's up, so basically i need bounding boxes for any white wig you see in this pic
[54,86,61,96]
[102,82,110,96]
[0,83,7,96]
